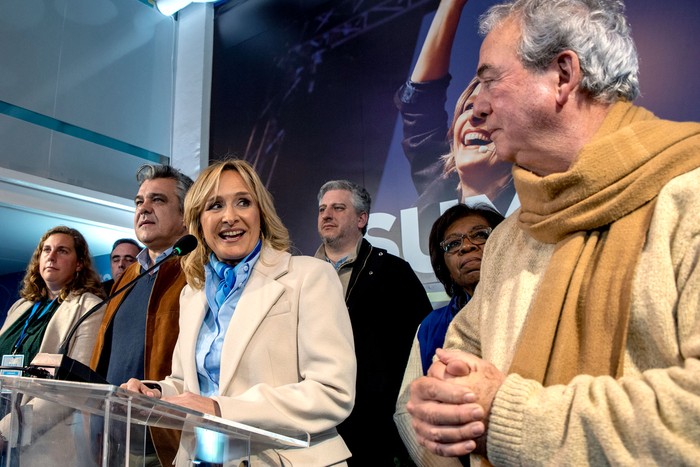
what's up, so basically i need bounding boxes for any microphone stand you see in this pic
[58,252,175,356]
[28,257,169,385]
[27,235,197,384]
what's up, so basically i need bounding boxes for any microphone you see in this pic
[172,233,197,257]
[27,234,197,384]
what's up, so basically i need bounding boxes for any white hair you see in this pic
[480,0,640,103]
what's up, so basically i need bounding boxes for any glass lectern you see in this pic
[0,375,309,466]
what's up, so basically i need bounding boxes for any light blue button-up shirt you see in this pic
[136,246,173,273]
[196,242,261,396]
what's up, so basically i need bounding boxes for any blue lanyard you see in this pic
[13,299,57,354]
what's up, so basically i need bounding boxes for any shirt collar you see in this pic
[137,246,174,273]
[317,237,363,270]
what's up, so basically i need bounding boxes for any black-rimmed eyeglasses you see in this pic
[440,228,492,254]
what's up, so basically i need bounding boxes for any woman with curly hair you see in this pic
[0,225,105,463]
[0,225,105,368]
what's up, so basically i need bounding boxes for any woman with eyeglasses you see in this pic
[393,203,503,466]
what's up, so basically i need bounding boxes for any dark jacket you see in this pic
[340,238,433,466]
[101,279,114,296]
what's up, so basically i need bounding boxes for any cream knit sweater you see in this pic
[445,167,700,466]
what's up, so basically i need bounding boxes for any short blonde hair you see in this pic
[182,159,290,289]
[441,76,482,176]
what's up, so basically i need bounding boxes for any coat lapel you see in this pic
[45,298,74,344]
[216,248,289,394]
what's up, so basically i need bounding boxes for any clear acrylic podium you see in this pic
[0,375,309,466]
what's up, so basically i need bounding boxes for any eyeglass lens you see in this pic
[441,228,491,253]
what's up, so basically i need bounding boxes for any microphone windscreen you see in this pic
[172,234,198,256]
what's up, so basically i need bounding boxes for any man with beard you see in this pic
[315,180,433,466]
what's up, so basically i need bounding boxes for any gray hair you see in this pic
[317,180,372,235]
[480,0,639,103]
[136,164,194,213]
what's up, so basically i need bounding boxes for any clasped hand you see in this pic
[406,348,505,458]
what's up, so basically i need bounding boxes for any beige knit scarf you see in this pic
[508,101,700,386]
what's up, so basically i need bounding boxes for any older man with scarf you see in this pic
[407,1,700,466]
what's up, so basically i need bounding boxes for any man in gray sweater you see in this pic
[407,0,700,465]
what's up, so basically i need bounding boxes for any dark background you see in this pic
[210,0,700,282]
[211,0,439,256]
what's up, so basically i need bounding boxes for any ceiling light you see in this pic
[155,0,220,16]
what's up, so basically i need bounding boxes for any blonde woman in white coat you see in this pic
[123,159,356,466]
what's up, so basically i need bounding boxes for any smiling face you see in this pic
[442,214,490,295]
[201,170,261,266]
[451,82,513,197]
[134,177,187,259]
[473,18,572,176]
[39,233,81,297]
[453,82,493,155]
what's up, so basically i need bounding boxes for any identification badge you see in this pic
[1,354,24,375]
